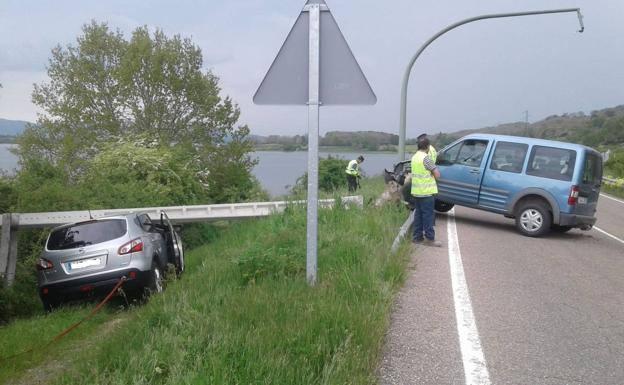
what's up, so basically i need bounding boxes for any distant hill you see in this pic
[0,119,30,136]
[428,105,624,149]
[251,131,399,151]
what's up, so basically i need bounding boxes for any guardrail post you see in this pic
[1,214,19,287]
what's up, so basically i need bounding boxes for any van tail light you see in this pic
[568,185,579,205]
[118,238,143,255]
[37,258,54,270]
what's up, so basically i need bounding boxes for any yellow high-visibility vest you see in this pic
[345,160,359,176]
[411,151,438,197]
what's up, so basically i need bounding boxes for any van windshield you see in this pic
[47,219,127,250]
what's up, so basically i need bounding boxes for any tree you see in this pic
[18,21,256,204]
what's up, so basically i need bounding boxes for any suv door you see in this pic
[160,211,184,274]
[436,138,491,206]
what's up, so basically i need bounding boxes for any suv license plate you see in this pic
[69,257,101,271]
[578,197,588,204]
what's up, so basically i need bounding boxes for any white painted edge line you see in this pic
[600,193,624,205]
[391,209,415,254]
[594,226,624,245]
[447,208,492,385]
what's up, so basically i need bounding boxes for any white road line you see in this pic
[600,193,624,205]
[447,209,491,385]
[594,226,624,245]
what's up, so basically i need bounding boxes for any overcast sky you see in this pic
[1,0,623,137]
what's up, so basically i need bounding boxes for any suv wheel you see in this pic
[147,263,164,296]
[42,298,58,312]
[515,200,552,237]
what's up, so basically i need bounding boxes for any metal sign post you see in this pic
[254,0,376,286]
[306,4,321,285]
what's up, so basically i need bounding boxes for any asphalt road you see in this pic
[379,193,624,385]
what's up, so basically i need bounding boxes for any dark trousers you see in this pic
[412,195,435,241]
[347,175,358,192]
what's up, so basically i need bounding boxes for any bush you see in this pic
[605,149,624,178]
[293,156,350,194]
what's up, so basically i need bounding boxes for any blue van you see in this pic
[395,134,603,237]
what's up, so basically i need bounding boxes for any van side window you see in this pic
[527,146,576,181]
[438,139,488,167]
[437,141,462,165]
[490,142,528,173]
[456,140,488,167]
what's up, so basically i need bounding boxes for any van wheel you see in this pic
[435,200,454,213]
[515,200,552,237]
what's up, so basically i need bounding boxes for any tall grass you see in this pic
[53,180,409,384]
[1,177,412,384]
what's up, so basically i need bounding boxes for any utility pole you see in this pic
[398,8,584,161]
[524,110,530,137]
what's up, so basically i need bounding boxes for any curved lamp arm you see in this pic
[398,8,584,161]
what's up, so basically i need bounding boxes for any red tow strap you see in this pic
[0,276,127,363]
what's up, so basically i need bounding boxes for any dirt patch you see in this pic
[8,314,128,385]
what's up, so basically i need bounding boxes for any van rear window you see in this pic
[583,153,602,185]
[47,219,127,250]
[527,146,576,181]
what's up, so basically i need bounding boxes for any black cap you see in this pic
[417,133,428,140]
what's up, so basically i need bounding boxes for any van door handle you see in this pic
[469,169,480,174]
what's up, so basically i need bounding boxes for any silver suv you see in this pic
[36,212,184,311]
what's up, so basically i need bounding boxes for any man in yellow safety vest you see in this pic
[345,155,364,192]
[411,136,442,247]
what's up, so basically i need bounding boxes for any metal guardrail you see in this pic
[2,196,364,229]
[603,176,620,185]
[0,196,363,286]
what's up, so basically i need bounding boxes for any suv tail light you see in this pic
[37,258,54,270]
[118,238,143,255]
[568,185,579,205]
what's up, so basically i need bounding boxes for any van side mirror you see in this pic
[436,155,452,166]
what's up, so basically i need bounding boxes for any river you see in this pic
[0,144,18,176]
[0,145,399,197]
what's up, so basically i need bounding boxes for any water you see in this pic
[0,144,18,175]
[252,151,398,197]
[0,145,399,197]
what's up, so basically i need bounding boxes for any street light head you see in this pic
[576,9,585,33]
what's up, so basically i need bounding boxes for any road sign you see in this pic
[254,0,376,285]
[254,0,376,105]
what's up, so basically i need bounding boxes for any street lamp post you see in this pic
[398,8,585,161]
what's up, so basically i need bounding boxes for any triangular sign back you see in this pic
[253,1,376,105]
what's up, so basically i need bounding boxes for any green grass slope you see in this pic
[1,178,412,385]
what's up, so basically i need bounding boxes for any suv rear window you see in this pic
[527,146,576,181]
[47,219,127,250]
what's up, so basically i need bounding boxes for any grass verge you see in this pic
[2,178,412,384]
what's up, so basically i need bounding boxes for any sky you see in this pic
[0,0,623,138]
